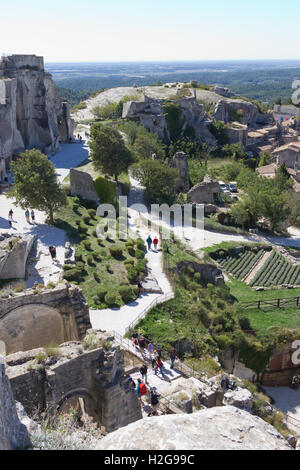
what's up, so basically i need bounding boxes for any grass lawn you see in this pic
[54,195,144,309]
[228,277,300,302]
[245,307,300,338]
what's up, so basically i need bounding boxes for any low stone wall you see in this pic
[0,282,91,354]
[6,331,142,433]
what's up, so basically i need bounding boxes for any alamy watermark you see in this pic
[95,196,204,241]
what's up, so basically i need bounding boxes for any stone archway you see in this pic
[0,304,66,354]
[56,388,102,426]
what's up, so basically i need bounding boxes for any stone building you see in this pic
[187,175,220,204]
[0,54,75,181]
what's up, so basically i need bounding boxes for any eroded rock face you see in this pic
[96,406,292,450]
[0,233,36,280]
[0,54,75,180]
[170,151,189,193]
[214,99,259,125]
[0,363,31,450]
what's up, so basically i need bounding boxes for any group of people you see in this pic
[7,208,36,229]
[146,235,159,251]
[130,330,179,415]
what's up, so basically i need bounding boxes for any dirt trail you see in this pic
[244,250,273,285]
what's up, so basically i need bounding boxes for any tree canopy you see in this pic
[89,123,133,182]
[131,159,178,204]
[9,149,66,224]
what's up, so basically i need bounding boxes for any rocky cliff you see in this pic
[0,362,31,450]
[96,406,292,450]
[0,54,75,181]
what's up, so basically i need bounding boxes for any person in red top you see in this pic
[153,236,159,251]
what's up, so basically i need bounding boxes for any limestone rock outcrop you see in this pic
[96,406,292,450]
[170,151,189,193]
[70,168,100,203]
[214,99,259,125]
[0,233,36,280]
[0,362,31,450]
[0,54,75,181]
[122,95,205,141]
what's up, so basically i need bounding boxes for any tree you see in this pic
[163,102,185,141]
[131,159,178,204]
[210,121,229,146]
[258,152,271,167]
[89,123,133,182]
[9,149,66,224]
[133,133,165,160]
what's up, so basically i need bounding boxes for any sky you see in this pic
[0,0,300,62]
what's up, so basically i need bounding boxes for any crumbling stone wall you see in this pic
[0,233,35,280]
[6,332,142,433]
[187,175,220,204]
[0,282,91,354]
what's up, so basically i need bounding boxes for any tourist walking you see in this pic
[8,209,13,228]
[31,210,35,224]
[154,356,165,378]
[139,336,146,355]
[49,245,57,263]
[149,390,160,416]
[25,209,30,223]
[131,330,139,346]
[140,363,148,384]
[170,347,177,370]
[153,236,159,250]
[136,378,147,406]
[146,235,152,251]
[147,341,154,359]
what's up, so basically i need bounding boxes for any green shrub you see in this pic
[94,176,116,204]
[83,215,90,224]
[75,252,83,262]
[63,268,83,282]
[87,255,94,265]
[92,252,101,261]
[136,238,145,250]
[194,272,201,283]
[124,259,134,267]
[93,272,101,282]
[78,224,88,234]
[135,249,145,259]
[88,209,96,219]
[104,293,118,307]
[119,286,135,303]
[127,266,138,283]
[97,288,107,301]
[63,264,73,271]
[109,246,123,259]
[127,246,135,256]
[82,240,92,250]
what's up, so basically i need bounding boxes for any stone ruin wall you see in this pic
[0,282,91,354]
[0,54,75,180]
[5,332,142,433]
